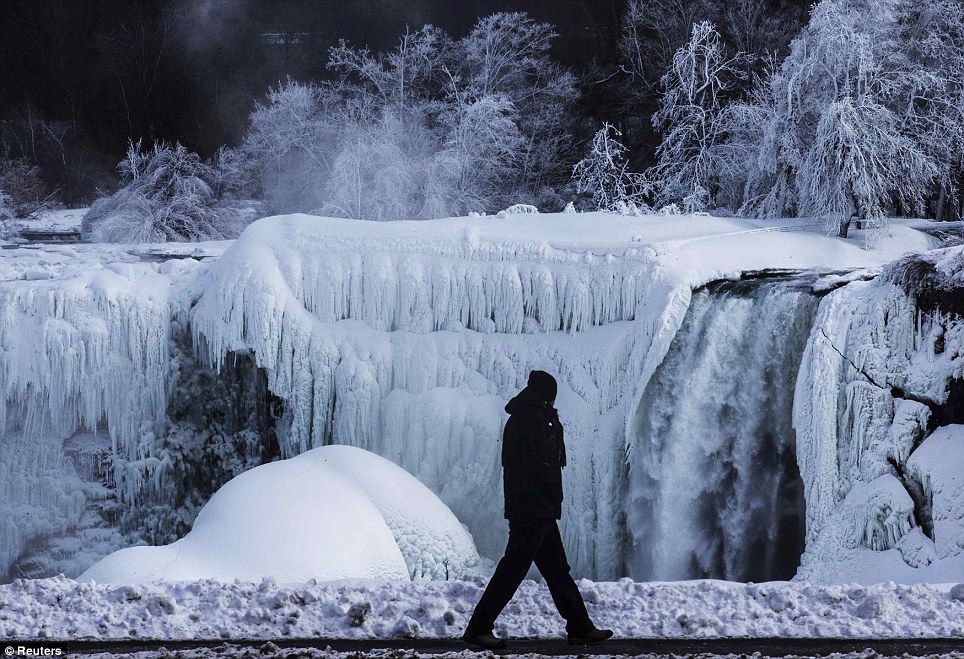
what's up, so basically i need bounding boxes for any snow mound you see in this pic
[79,445,482,584]
[316,445,483,580]
[907,425,964,561]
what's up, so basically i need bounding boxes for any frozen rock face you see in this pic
[0,244,217,578]
[80,445,483,584]
[626,278,814,582]
[794,247,964,583]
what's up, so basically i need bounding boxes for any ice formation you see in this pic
[794,247,964,582]
[0,243,220,578]
[80,445,483,583]
[1,209,955,584]
[189,212,886,579]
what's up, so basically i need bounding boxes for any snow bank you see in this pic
[189,212,891,579]
[79,445,483,584]
[5,576,964,640]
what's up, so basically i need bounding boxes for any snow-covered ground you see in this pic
[11,207,87,233]
[3,576,964,640]
[63,652,964,659]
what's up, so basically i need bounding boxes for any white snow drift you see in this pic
[80,445,483,584]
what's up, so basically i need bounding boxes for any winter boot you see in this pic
[461,630,507,649]
[567,627,614,645]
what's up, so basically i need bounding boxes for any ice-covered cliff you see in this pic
[794,247,964,583]
[188,213,887,579]
[1,210,951,584]
[0,243,223,578]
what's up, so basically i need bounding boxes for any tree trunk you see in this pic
[838,216,852,238]
[840,182,856,237]
[936,184,948,222]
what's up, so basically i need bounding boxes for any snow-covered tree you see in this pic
[328,25,449,112]
[572,123,647,211]
[242,13,576,221]
[323,109,434,222]
[243,78,341,213]
[457,13,579,205]
[889,0,964,221]
[647,21,749,211]
[209,146,256,202]
[738,0,958,235]
[0,155,49,220]
[619,0,708,88]
[82,141,245,243]
[432,94,523,217]
[799,97,936,235]
[615,0,801,139]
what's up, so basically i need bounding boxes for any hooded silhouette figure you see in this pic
[462,371,612,649]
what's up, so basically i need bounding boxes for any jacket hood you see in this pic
[527,370,557,402]
[505,371,558,414]
[504,387,548,415]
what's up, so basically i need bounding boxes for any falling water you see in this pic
[625,275,817,582]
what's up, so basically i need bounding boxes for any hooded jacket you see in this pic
[501,374,567,520]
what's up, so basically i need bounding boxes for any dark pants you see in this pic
[466,518,593,635]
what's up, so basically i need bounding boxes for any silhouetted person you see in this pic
[462,370,613,649]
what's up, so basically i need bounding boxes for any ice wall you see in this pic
[793,247,964,583]
[0,244,214,577]
[626,278,813,582]
[188,213,892,580]
[190,215,690,576]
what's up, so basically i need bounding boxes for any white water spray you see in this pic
[625,279,815,581]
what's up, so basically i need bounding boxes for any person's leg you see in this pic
[466,519,551,634]
[533,521,594,634]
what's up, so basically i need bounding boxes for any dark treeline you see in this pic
[4,0,963,239]
[0,0,807,206]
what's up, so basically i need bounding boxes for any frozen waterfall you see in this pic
[625,277,816,582]
[3,215,950,583]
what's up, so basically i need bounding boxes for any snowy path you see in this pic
[8,636,964,658]
[4,577,964,642]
